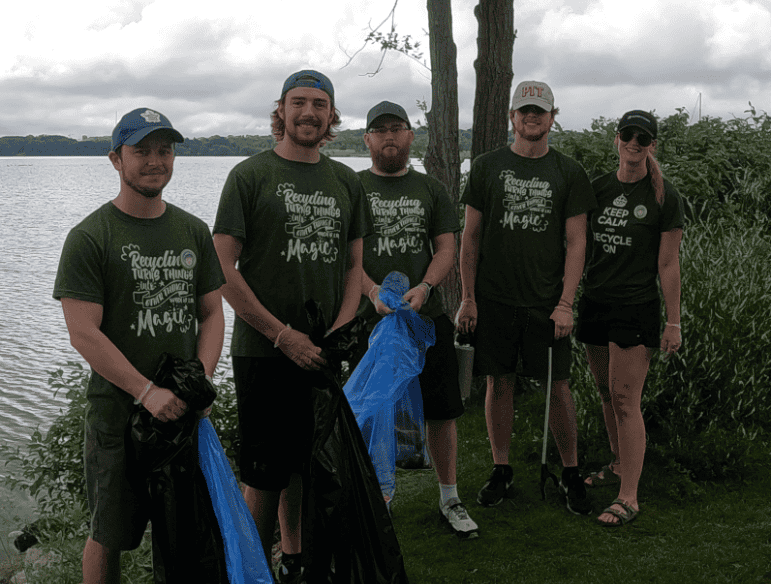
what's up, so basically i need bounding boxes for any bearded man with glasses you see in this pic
[457,81,597,515]
[349,100,479,539]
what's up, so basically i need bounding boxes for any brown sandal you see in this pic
[598,499,639,527]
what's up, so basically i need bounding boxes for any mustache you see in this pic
[296,116,321,127]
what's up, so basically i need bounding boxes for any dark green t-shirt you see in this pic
[583,172,685,304]
[53,202,226,431]
[461,146,596,307]
[357,169,460,319]
[213,150,373,357]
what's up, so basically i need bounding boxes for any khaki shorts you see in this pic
[85,421,150,550]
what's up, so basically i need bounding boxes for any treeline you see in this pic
[0,127,474,157]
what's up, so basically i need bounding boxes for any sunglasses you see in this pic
[619,128,653,147]
[518,105,547,115]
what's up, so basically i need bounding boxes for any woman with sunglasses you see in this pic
[575,110,684,526]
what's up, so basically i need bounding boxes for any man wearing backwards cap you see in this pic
[349,100,479,538]
[213,70,372,582]
[457,81,597,515]
[54,108,226,583]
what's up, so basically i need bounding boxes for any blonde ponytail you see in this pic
[647,149,665,206]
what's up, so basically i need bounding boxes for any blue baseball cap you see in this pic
[111,108,184,151]
[281,70,334,101]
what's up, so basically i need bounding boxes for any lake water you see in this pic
[0,154,469,553]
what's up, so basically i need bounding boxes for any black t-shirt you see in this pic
[461,146,596,307]
[214,150,374,356]
[53,202,225,431]
[357,169,460,319]
[583,171,685,304]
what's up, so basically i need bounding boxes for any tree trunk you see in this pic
[424,0,462,318]
[471,0,515,160]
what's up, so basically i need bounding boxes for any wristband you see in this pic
[666,323,681,329]
[369,284,380,305]
[419,282,432,299]
[137,381,153,404]
[274,324,292,348]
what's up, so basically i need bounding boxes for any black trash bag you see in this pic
[301,301,410,584]
[128,354,228,584]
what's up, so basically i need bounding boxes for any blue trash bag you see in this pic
[343,271,436,503]
[198,417,274,584]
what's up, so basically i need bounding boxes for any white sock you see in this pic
[440,483,459,505]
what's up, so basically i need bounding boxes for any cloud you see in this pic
[0,0,768,138]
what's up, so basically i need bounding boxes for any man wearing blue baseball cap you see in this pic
[54,108,226,583]
[213,71,373,583]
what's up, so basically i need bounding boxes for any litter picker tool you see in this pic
[539,318,559,500]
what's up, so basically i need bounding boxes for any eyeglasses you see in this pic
[368,126,409,135]
[517,105,547,115]
[619,128,653,147]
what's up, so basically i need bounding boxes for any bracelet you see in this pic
[274,324,292,348]
[666,322,681,329]
[137,381,153,404]
[369,284,379,305]
[419,282,432,298]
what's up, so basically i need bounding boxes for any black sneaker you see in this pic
[559,468,592,515]
[276,553,304,584]
[477,464,515,507]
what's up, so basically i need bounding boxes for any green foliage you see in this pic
[641,217,771,480]
[551,104,771,222]
[0,362,89,517]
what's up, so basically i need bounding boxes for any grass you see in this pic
[4,386,770,584]
[390,393,771,584]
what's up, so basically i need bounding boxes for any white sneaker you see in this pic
[440,497,479,539]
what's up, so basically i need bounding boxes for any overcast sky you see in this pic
[1,0,769,139]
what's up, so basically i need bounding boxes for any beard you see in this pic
[521,129,549,142]
[124,176,166,198]
[286,116,328,148]
[372,144,410,174]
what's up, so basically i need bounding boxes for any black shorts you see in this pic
[85,422,150,550]
[473,296,572,381]
[575,296,661,349]
[350,313,465,421]
[232,356,317,492]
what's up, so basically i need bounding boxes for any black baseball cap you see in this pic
[618,110,657,139]
[366,101,411,130]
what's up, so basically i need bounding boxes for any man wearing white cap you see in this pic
[456,81,596,515]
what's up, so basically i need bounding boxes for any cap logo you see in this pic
[521,86,544,98]
[140,110,161,124]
